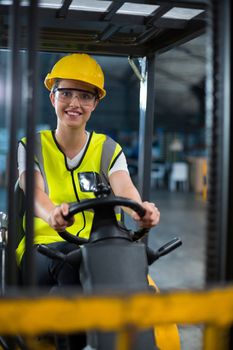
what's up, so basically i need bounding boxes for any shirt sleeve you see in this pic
[17,142,40,177]
[108,152,129,177]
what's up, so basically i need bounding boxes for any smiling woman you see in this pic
[16,52,160,350]
[1,0,232,349]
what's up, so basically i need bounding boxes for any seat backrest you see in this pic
[171,162,188,181]
[151,163,166,178]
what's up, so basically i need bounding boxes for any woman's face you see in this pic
[50,79,99,130]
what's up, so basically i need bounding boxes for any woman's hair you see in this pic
[51,78,61,93]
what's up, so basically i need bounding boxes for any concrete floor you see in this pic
[148,190,206,290]
[147,190,206,350]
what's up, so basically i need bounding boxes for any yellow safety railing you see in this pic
[0,286,233,349]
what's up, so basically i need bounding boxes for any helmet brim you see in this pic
[44,75,106,99]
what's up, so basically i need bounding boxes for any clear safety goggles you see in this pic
[54,88,97,106]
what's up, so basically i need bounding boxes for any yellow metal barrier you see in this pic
[0,286,233,335]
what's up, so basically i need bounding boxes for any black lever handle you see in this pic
[37,244,66,261]
[58,230,88,245]
[147,237,182,265]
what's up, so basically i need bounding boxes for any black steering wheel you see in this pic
[37,184,182,265]
[58,184,150,245]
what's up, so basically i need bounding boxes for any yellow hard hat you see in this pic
[44,53,106,99]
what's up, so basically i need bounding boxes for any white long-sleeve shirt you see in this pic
[17,131,129,177]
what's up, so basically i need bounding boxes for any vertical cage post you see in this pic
[6,0,22,287]
[205,0,232,347]
[138,55,156,201]
[205,0,232,283]
[220,0,232,283]
[23,0,39,286]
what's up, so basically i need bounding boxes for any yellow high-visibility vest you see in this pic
[16,130,122,264]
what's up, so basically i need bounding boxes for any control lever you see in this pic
[147,237,182,265]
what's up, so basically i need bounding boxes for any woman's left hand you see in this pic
[131,201,160,228]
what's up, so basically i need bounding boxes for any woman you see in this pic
[16,53,160,349]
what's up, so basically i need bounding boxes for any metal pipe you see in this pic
[6,0,22,287]
[205,0,231,284]
[0,212,8,295]
[24,0,39,286]
[137,55,156,201]
[220,0,232,282]
[0,241,5,296]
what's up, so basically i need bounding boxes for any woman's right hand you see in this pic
[48,203,75,231]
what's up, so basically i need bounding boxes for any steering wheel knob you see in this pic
[93,183,111,198]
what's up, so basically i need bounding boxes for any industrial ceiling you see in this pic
[0,0,207,55]
[0,0,208,131]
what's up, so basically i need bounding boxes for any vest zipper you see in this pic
[71,170,86,236]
